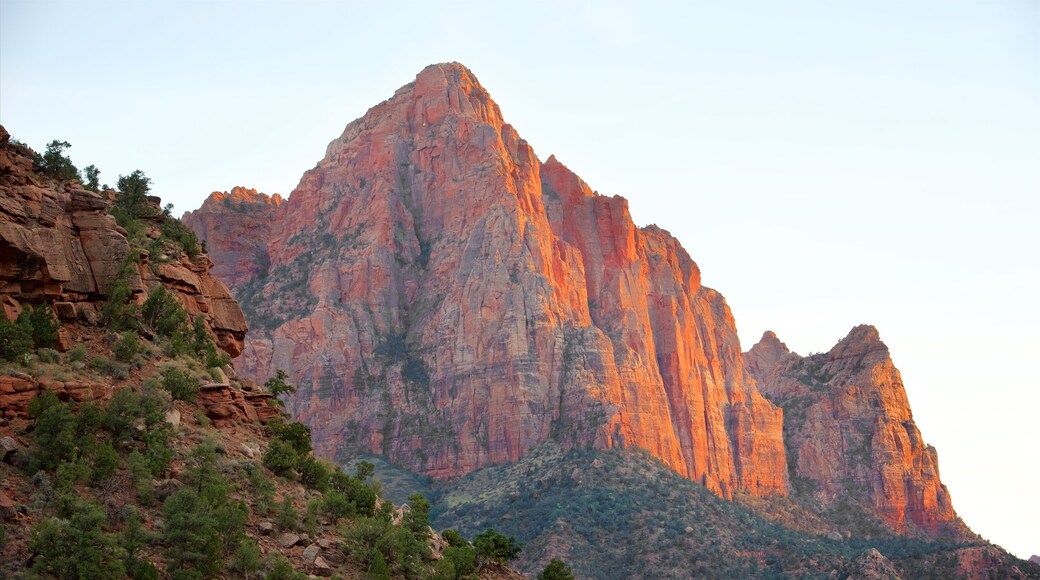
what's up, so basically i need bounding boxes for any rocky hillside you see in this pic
[745,326,964,538]
[184,62,787,499]
[0,126,525,579]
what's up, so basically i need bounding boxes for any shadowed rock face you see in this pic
[747,325,962,535]
[187,62,787,498]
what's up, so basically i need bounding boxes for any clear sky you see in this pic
[2,0,1037,560]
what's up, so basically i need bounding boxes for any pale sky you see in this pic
[2,0,1038,560]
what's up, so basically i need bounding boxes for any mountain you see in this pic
[746,326,962,538]
[184,63,1039,577]
[0,126,523,579]
[184,62,787,500]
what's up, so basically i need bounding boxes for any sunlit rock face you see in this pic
[748,326,963,535]
[188,63,787,498]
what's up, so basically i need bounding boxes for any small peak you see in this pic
[841,324,882,345]
[829,324,889,363]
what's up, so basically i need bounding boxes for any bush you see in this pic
[101,268,140,331]
[68,343,88,362]
[539,558,575,580]
[113,331,141,362]
[322,491,355,522]
[263,439,299,477]
[443,545,477,578]
[262,554,307,580]
[142,285,188,337]
[112,170,153,226]
[29,497,125,578]
[29,392,77,470]
[89,355,130,379]
[442,529,468,548]
[91,441,120,484]
[161,366,200,402]
[404,493,431,538]
[276,497,298,531]
[34,140,80,181]
[230,537,262,577]
[269,420,312,456]
[264,369,296,404]
[21,305,60,349]
[0,314,32,362]
[474,528,522,566]
[298,455,330,490]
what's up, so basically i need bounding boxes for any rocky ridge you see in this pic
[746,325,962,537]
[0,127,260,423]
[185,62,788,498]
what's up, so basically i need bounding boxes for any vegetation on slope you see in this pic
[431,445,1036,579]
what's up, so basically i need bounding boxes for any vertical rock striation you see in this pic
[187,63,787,497]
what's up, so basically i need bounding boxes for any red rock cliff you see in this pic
[746,326,962,535]
[188,63,787,497]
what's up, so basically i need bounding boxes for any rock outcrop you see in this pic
[746,325,962,536]
[182,187,282,289]
[0,124,258,419]
[185,63,787,497]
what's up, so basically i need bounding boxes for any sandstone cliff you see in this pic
[746,325,963,536]
[0,125,264,422]
[185,62,787,497]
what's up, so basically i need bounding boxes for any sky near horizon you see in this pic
[2,0,1038,560]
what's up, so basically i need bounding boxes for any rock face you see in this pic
[183,187,282,289]
[0,124,258,419]
[746,325,961,535]
[186,63,787,498]
[0,126,246,358]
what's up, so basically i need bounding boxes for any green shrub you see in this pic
[113,331,141,362]
[262,554,307,580]
[161,366,200,402]
[89,354,130,379]
[269,420,312,455]
[101,269,140,331]
[263,439,299,477]
[404,493,431,538]
[162,445,246,578]
[29,497,125,578]
[442,529,468,548]
[539,558,575,580]
[36,347,59,363]
[264,369,296,403]
[443,545,477,578]
[230,537,262,577]
[28,392,77,470]
[276,497,298,531]
[474,528,522,565]
[68,343,88,362]
[91,441,119,484]
[322,491,355,522]
[0,312,32,362]
[112,170,153,226]
[298,455,330,490]
[127,450,154,504]
[34,140,80,181]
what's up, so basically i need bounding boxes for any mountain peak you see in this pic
[745,330,792,383]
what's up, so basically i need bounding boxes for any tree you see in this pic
[30,498,125,578]
[474,528,522,567]
[83,164,100,191]
[113,169,153,225]
[264,369,296,404]
[404,493,431,539]
[538,558,575,580]
[35,139,80,181]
